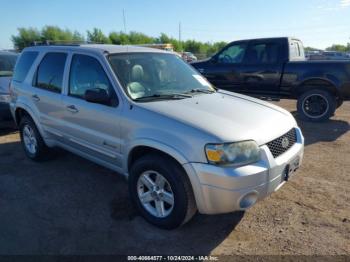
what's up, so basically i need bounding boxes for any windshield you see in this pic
[0,53,18,77]
[108,53,215,101]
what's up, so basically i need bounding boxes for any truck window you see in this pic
[34,52,67,93]
[69,54,113,100]
[246,43,280,64]
[217,43,247,64]
[289,40,305,61]
[12,51,39,82]
[0,53,17,77]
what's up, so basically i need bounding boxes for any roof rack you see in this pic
[30,40,98,46]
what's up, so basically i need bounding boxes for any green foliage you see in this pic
[325,44,350,52]
[304,46,321,52]
[87,28,110,44]
[11,26,85,50]
[11,26,227,56]
[11,27,41,50]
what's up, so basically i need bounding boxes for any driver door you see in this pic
[60,53,123,169]
[204,42,248,93]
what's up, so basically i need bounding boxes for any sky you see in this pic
[0,0,350,49]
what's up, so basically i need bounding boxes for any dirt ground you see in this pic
[0,100,349,256]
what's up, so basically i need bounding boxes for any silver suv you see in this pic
[10,44,304,229]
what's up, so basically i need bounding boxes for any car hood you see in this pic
[137,91,297,145]
[0,77,11,94]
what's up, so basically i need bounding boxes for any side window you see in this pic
[246,43,280,64]
[217,44,247,64]
[34,53,67,93]
[289,41,305,60]
[69,54,112,99]
[12,51,38,82]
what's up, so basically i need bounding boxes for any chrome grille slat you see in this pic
[266,128,297,158]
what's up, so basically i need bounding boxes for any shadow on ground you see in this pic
[0,139,244,255]
[291,111,350,146]
[0,119,17,136]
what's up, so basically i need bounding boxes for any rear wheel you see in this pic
[128,154,196,229]
[19,116,51,161]
[297,89,336,122]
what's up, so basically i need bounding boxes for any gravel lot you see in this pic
[0,100,349,256]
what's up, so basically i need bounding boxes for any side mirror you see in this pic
[84,88,110,105]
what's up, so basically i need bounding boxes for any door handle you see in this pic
[66,105,79,113]
[32,94,40,101]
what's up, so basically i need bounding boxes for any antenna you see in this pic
[179,22,182,51]
[123,9,127,34]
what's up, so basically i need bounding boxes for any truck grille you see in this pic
[266,128,297,158]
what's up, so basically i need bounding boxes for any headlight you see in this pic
[0,93,11,103]
[205,141,260,166]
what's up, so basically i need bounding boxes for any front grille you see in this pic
[266,128,297,158]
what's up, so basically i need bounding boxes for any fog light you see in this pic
[239,192,258,209]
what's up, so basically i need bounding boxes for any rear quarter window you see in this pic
[289,41,305,61]
[12,51,39,82]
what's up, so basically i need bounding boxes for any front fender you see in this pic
[124,138,190,173]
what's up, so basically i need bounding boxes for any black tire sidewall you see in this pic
[297,89,336,122]
[129,155,190,229]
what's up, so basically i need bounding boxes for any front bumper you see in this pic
[183,127,304,214]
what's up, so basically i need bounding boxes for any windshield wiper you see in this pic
[186,88,216,94]
[134,93,192,101]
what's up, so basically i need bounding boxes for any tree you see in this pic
[11,27,41,50]
[11,26,227,57]
[109,31,130,45]
[304,46,321,52]
[87,28,110,44]
[11,26,84,50]
[325,44,348,52]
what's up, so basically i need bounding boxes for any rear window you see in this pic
[0,53,17,77]
[289,41,305,61]
[13,51,39,82]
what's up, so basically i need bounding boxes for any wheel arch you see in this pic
[295,78,339,98]
[14,106,45,139]
[127,143,188,174]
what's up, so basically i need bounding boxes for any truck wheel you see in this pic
[19,116,50,161]
[297,89,336,122]
[128,154,197,229]
[336,98,343,109]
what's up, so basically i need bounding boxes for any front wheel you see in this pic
[297,89,336,122]
[336,98,343,109]
[128,154,197,229]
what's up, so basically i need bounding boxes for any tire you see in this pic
[336,98,343,109]
[128,154,197,229]
[19,116,50,161]
[297,89,336,122]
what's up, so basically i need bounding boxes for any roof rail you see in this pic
[30,40,98,46]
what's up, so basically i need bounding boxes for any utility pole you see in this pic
[123,9,127,34]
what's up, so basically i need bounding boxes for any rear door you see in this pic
[242,40,284,96]
[31,52,68,141]
[203,42,248,92]
[60,53,123,170]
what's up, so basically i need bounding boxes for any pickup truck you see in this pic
[191,37,350,121]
